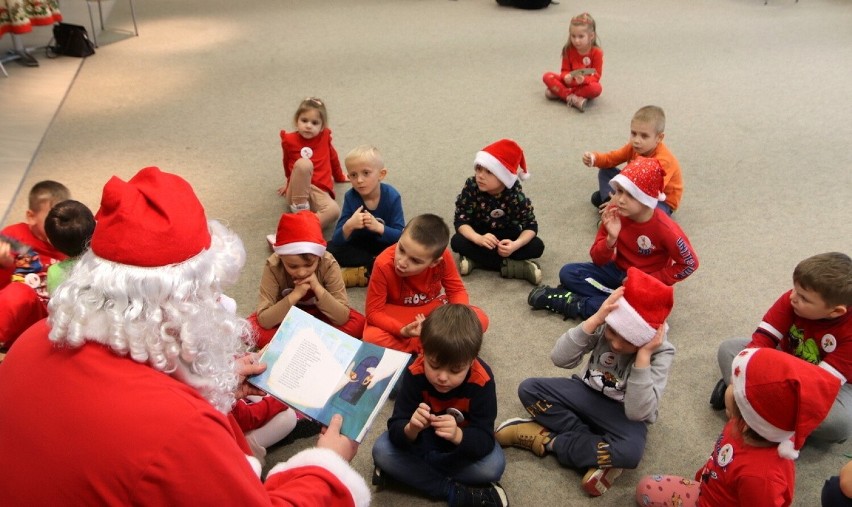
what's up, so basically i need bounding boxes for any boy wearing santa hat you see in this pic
[249,210,366,348]
[636,347,840,506]
[497,268,676,497]
[0,167,370,506]
[529,156,698,320]
[451,139,545,286]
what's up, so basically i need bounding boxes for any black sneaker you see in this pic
[449,482,509,507]
[709,378,727,410]
[590,191,603,207]
[372,466,386,488]
[528,285,584,320]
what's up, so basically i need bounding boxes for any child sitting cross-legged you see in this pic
[371,304,508,507]
[248,210,365,348]
[498,268,675,497]
[451,139,544,285]
[636,347,840,507]
[43,200,95,296]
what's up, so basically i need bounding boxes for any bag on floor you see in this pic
[496,0,555,9]
[47,23,95,58]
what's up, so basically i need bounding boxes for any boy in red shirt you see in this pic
[0,180,70,348]
[364,214,489,354]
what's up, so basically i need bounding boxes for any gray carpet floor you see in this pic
[4,0,852,505]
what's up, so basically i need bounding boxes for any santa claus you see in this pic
[0,167,369,506]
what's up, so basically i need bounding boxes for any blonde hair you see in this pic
[345,145,384,171]
[563,12,600,55]
[633,105,666,134]
[293,97,329,129]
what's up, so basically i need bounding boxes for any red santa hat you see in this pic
[474,139,529,189]
[609,157,666,210]
[272,210,327,257]
[91,166,211,267]
[730,347,841,459]
[604,267,674,347]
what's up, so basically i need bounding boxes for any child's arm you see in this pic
[364,264,408,337]
[552,289,622,368]
[454,179,499,250]
[331,191,362,244]
[497,192,539,257]
[624,325,675,422]
[308,257,351,326]
[377,186,405,244]
[652,223,699,284]
[255,259,298,329]
[278,130,292,196]
[588,205,621,265]
[747,291,794,349]
[403,403,432,442]
[584,143,634,169]
[446,372,498,459]
[327,131,348,183]
[439,249,470,304]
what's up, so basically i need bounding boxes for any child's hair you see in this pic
[28,180,70,212]
[563,12,600,55]
[44,200,95,258]
[403,214,450,260]
[632,106,666,135]
[293,97,329,128]
[345,145,384,170]
[793,252,852,307]
[420,304,483,368]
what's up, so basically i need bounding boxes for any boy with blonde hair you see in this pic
[711,252,852,443]
[328,145,405,288]
[372,304,508,507]
[529,157,698,320]
[583,105,683,215]
[0,180,70,348]
[364,214,489,354]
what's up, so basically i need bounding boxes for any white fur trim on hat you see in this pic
[604,297,668,347]
[476,150,517,189]
[610,173,665,210]
[273,241,326,257]
[268,447,370,507]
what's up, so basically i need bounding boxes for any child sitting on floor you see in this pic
[328,145,405,288]
[249,210,365,348]
[451,139,544,286]
[499,268,675,497]
[363,214,489,355]
[43,200,95,295]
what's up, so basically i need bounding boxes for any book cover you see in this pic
[569,68,596,77]
[249,307,411,442]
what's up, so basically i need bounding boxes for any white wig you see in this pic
[48,220,252,413]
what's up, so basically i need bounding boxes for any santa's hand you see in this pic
[235,353,267,399]
[318,414,359,462]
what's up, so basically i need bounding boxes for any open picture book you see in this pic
[248,307,412,443]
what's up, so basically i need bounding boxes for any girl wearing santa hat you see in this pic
[635,347,841,507]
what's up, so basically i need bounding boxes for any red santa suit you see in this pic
[0,320,370,507]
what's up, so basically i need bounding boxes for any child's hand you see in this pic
[582,152,595,167]
[277,185,287,196]
[430,413,461,444]
[400,313,426,338]
[289,278,311,301]
[477,233,499,250]
[0,240,12,269]
[635,323,666,369]
[586,286,624,329]
[362,211,385,235]
[404,402,432,440]
[496,239,518,258]
[573,74,585,85]
[601,204,621,242]
[345,206,366,231]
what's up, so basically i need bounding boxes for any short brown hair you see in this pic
[28,180,70,212]
[403,214,450,260]
[44,200,95,257]
[421,304,483,368]
[793,252,852,307]
[632,105,666,134]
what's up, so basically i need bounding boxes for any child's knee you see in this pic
[292,158,315,174]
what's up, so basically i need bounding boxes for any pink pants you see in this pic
[363,300,489,354]
[247,307,366,349]
[542,72,602,101]
[0,283,47,349]
[635,474,700,507]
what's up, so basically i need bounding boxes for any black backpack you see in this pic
[496,0,555,10]
[47,23,95,58]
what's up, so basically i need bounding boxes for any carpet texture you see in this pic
[4,0,852,505]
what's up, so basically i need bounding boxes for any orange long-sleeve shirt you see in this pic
[592,141,683,211]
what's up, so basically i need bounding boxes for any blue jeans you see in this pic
[372,432,506,499]
[598,167,673,216]
[519,376,647,469]
[558,261,626,318]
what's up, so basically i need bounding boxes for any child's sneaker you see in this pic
[572,96,588,113]
[709,378,727,411]
[495,417,552,457]
[527,285,585,320]
[581,467,623,497]
[341,266,368,288]
[501,259,542,285]
[372,466,387,488]
[289,202,310,213]
[448,482,509,507]
[458,255,475,276]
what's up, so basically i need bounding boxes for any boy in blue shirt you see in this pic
[328,145,405,288]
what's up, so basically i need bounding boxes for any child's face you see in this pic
[569,24,594,53]
[424,355,471,393]
[280,254,319,281]
[393,231,442,278]
[603,325,639,355]
[474,165,506,196]
[26,201,53,243]
[789,282,842,320]
[296,108,323,140]
[611,184,649,220]
[346,158,386,199]
[629,120,664,157]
